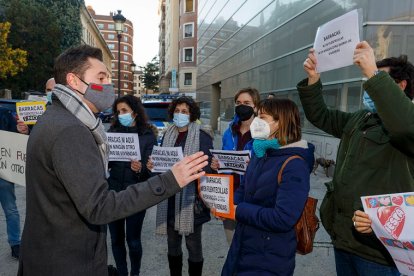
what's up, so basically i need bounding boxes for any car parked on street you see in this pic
[0,99,21,132]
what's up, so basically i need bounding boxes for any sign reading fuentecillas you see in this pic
[198,174,234,220]
[150,146,183,172]
[107,133,141,162]
[0,130,28,186]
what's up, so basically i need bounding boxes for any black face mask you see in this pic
[235,105,254,121]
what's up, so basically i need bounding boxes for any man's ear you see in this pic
[66,73,78,88]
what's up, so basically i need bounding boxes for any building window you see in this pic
[185,0,194,12]
[124,26,128,33]
[108,33,115,39]
[123,64,129,70]
[184,73,192,85]
[124,55,129,61]
[123,45,128,51]
[183,23,194,38]
[108,43,115,50]
[123,83,128,88]
[183,48,193,62]
[97,23,104,29]
[124,36,128,42]
[111,63,115,69]
[124,73,129,80]
[108,24,115,30]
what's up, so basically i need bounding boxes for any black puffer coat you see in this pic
[108,125,157,192]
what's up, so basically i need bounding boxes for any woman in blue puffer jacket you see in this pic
[222,98,314,276]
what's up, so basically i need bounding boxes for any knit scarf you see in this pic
[53,84,109,177]
[155,122,200,235]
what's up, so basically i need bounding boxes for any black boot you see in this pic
[168,254,182,276]
[188,259,203,276]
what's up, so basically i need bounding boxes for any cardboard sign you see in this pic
[198,174,234,220]
[107,133,141,161]
[313,9,361,73]
[361,192,414,275]
[210,149,250,175]
[16,101,46,125]
[150,146,183,172]
[0,130,28,186]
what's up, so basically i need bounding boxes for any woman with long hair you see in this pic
[222,98,314,276]
[107,95,157,276]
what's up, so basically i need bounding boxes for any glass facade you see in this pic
[197,0,414,136]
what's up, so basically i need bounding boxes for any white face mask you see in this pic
[250,117,271,140]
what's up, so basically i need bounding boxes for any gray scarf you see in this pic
[53,84,109,177]
[155,122,200,235]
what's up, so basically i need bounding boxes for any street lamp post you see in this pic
[112,10,126,98]
[130,61,136,95]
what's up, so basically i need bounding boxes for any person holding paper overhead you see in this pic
[210,87,260,245]
[298,41,414,275]
[106,94,157,276]
[148,96,213,276]
[221,98,314,275]
[18,45,209,276]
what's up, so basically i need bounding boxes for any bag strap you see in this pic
[277,155,304,185]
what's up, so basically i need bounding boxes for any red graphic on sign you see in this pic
[377,206,405,239]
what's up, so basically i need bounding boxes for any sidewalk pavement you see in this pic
[0,134,336,275]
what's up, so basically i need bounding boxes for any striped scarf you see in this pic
[53,84,109,177]
[155,122,200,235]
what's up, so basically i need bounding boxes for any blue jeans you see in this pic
[334,248,400,276]
[0,178,20,246]
[109,210,146,276]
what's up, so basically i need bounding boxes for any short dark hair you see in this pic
[376,55,414,99]
[168,96,200,122]
[54,45,103,85]
[111,95,151,135]
[234,87,260,107]
[258,98,301,146]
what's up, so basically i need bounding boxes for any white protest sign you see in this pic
[107,133,141,162]
[150,146,183,172]
[210,149,250,175]
[27,95,48,103]
[16,101,47,125]
[361,192,414,275]
[0,130,28,186]
[314,9,361,73]
[198,174,235,220]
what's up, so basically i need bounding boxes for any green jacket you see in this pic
[297,71,414,265]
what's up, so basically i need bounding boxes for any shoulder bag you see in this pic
[278,155,320,255]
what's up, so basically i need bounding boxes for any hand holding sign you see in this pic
[303,48,320,85]
[171,151,208,188]
[131,159,142,173]
[353,210,373,234]
[210,157,219,171]
[16,119,29,135]
[353,41,378,78]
